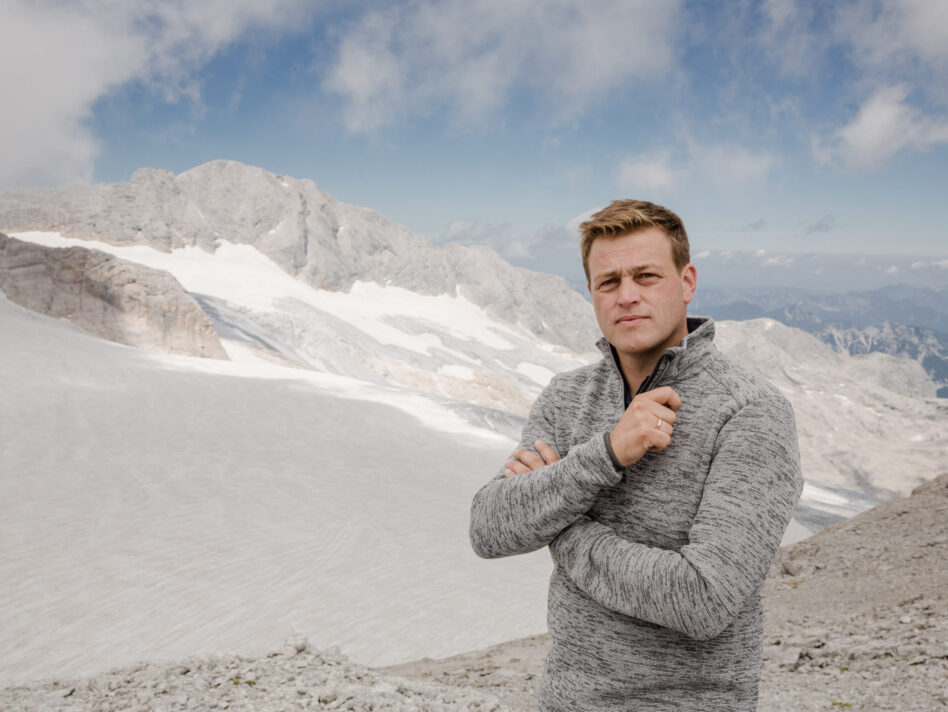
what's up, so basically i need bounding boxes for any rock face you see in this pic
[0,160,598,352]
[758,473,948,711]
[0,233,226,359]
[715,319,944,497]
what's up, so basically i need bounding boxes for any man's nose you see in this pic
[616,277,640,305]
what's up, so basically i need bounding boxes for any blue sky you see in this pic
[2,0,947,291]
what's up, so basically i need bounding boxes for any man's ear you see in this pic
[681,263,697,304]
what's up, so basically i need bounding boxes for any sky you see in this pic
[1,0,947,292]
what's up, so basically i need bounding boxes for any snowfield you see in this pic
[0,295,552,686]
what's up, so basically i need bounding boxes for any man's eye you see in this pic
[637,273,659,280]
[599,278,618,288]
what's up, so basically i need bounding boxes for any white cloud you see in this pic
[754,248,767,257]
[694,250,711,259]
[838,0,948,79]
[0,0,314,190]
[324,0,682,133]
[692,144,778,186]
[910,259,948,270]
[616,152,683,193]
[617,141,777,193]
[439,216,584,275]
[885,265,899,274]
[812,1,948,171]
[761,0,827,77]
[814,85,948,170]
[764,255,795,267]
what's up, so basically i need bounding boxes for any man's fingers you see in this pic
[503,442,560,477]
[646,429,672,452]
[640,386,682,412]
[629,396,678,426]
[534,440,560,465]
[512,448,547,470]
[503,459,530,477]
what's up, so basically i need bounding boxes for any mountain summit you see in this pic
[0,160,598,353]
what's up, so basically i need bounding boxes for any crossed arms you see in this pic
[469,382,803,641]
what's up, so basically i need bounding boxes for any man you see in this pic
[469,200,802,711]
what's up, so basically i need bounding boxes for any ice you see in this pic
[0,296,551,686]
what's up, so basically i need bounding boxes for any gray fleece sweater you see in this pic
[470,318,802,712]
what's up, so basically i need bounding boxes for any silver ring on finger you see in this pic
[656,418,663,431]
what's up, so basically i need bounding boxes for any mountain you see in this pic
[713,319,943,499]
[0,160,599,354]
[692,285,948,396]
[817,321,948,396]
[0,233,226,359]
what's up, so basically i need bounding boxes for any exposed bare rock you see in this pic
[0,160,598,353]
[716,319,945,497]
[759,472,948,711]
[0,233,226,359]
[0,641,512,712]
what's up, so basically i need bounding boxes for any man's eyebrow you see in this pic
[592,263,663,281]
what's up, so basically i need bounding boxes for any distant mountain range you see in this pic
[692,285,948,397]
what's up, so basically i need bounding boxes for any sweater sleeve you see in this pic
[469,376,623,559]
[549,394,803,640]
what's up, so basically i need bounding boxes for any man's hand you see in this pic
[504,440,560,477]
[609,386,682,467]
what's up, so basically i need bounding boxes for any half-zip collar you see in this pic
[597,317,716,404]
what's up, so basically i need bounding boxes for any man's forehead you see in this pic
[588,231,675,271]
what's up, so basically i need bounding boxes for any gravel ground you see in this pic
[0,641,512,712]
[3,475,944,711]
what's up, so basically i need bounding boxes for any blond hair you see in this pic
[579,200,690,282]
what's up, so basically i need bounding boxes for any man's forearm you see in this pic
[469,433,622,558]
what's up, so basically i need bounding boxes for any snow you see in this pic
[437,364,475,380]
[0,296,551,686]
[10,232,589,416]
[515,362,555,385]
[11,231,514,354]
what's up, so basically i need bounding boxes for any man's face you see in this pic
[586,227,696,365]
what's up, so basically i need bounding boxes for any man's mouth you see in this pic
[617,315,648,324]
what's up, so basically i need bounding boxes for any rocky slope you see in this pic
[715,319,944,497]
[758,473,947,711]
[0,160,598,353]
[692,285,948,397]
[0,233,225,358]
[817,320,948,397]
[0,642,511,712]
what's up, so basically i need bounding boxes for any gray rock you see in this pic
[0,233,227,359]
[0,160,598,353]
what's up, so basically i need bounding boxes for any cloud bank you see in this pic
[0,0,314,190]
[324,0,682,133]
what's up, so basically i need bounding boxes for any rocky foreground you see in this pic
[2,475,944,711]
